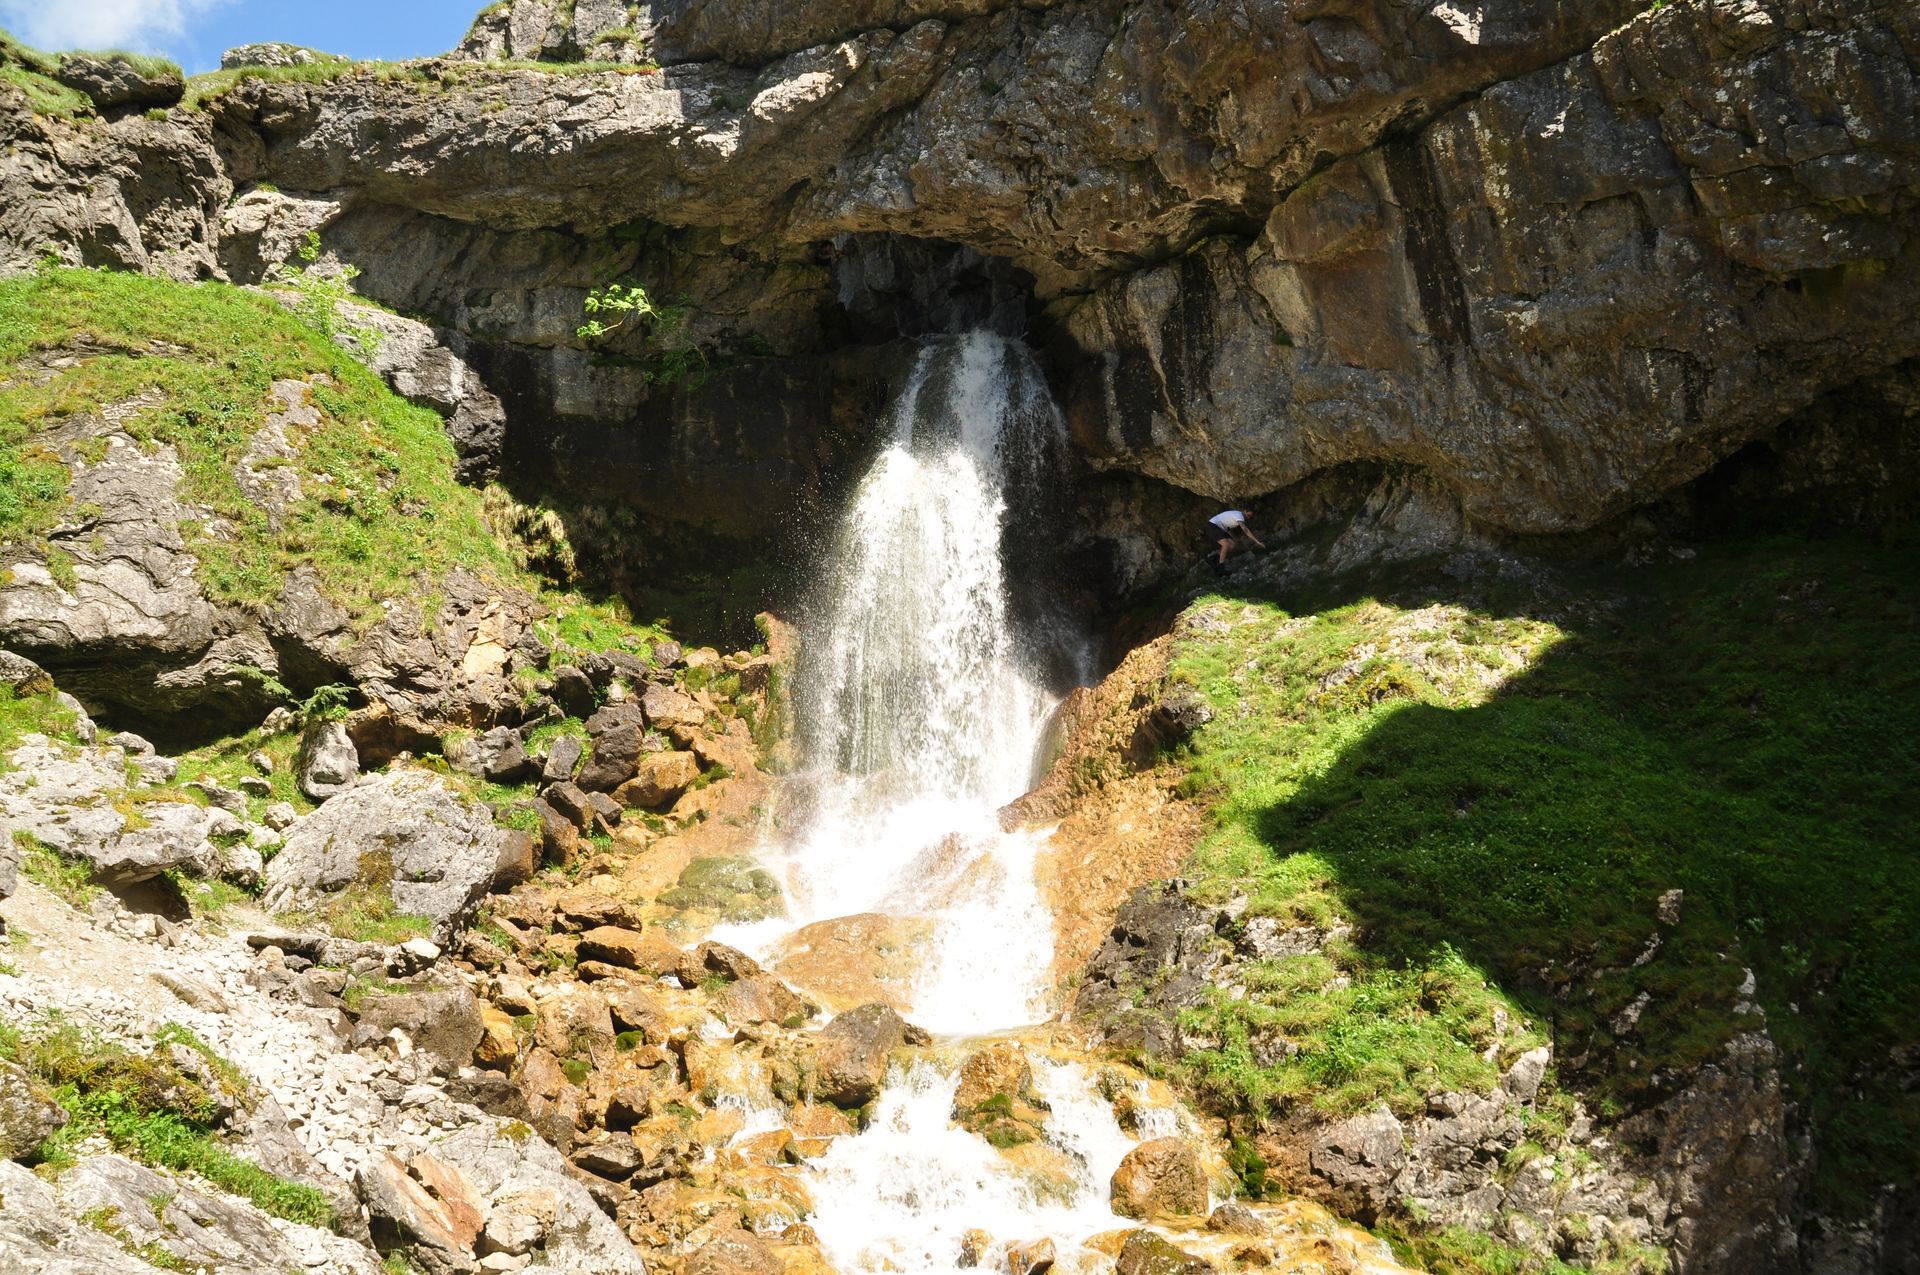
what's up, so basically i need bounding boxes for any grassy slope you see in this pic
[1,263,673,869]
[1167,534,1920,1214]
[0,264,523,621]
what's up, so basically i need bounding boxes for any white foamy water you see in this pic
[807,1059,1147,1275]
[734,332,1171,1269]
[739,331,1077,1032]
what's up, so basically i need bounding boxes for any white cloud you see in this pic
[0,0,232,53]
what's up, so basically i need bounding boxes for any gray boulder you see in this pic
[350,985,485,1074]
[264,770,512,942]
[297,719,360,800]
[450,726,533,784]
[220,42,329,70]
[0,649,52,694]
[54,1152,380,1275]
[54,55,184,111]
[80,801,242,886]
[0,1059,67,1160]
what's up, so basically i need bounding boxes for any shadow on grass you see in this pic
[1189,531,1919,1207]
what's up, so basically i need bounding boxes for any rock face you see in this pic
[1076,881,1804,1273]
[263,770,515,941]
[3,0,1909,587]
[53,56,185,112]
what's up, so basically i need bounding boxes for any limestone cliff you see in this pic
[2,0,1913,575]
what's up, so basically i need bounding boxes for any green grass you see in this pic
[0,264,518,622]
[18,835,100,907]
[0,682,80,761]
[0,1017,333,1227]
[1165,533,1920,1208]
[0,29,93,117]
[69,48,182,80]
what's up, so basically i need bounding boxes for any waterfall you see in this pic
[751,331,1081,1033]
[728,332,1167,1272]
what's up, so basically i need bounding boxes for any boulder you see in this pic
[220,42,328,69]
[659,856,782,922]
[54,55,185,110]
[476,1004,520,1069]
[677,941,764,987]
[535,797,580,863]
[612,749,701,809]
[264,770,513,942]
[1206,1201,1267,1235]
[360,1150,488,1274]
[79,801,241,886]
[953,1042,1034,1116]
[578,723,645,791]
[1114,1229,1214,1275]
[492,828,538,890]
[351,985,485,1074]
[542,732,585,783]
[1110,1138,1208,1220]
[296,719,359,800]
[552,889,642,932]
[0,1059,67,1160]
[640,684,705,732]
[454,726,534,783]
[684,1228,785,1275]
[544,781,595,827]
[718,974,814,1027]
[810,1003,910,1108]
[0,650,52,694]
[1006,1238,1058,1275]
[577,925,656,969]
[550,666,597,718]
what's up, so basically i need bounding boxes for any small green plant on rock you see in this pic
[268,232,385,354]
[577,278,684,346]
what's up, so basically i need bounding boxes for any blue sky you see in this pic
[0,1,481,74]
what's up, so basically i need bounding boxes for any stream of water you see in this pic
[732,333,1175,1271]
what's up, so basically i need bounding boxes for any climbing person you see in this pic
[1204,507,1266,570]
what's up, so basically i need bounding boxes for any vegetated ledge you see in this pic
[1060,515,1920,1273]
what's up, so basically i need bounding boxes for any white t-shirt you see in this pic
[1208,510,1247,532]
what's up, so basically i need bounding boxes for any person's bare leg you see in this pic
[1216,537,1232,564]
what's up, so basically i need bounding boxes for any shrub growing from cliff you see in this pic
[1166,533,1920,1207]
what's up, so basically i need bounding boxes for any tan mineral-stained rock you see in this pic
[1111,1138,1209,1221]
[953,1042,1034,1115]
[771,911,934,1013]
[615,749,702,809]
[475,1003,520,1070]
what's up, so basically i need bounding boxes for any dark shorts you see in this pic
[1201,521,1233,547]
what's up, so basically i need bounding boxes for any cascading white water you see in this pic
[727,332,1184,1272]
[755,330,1077,1032]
